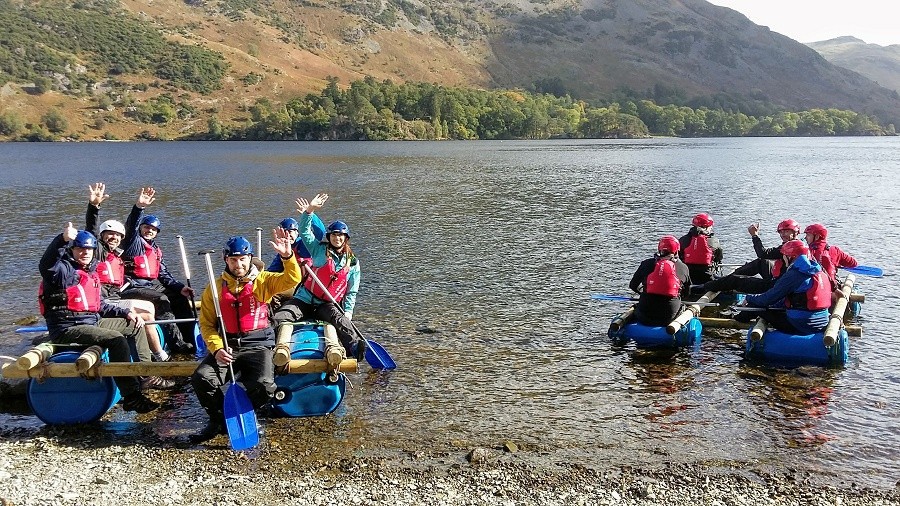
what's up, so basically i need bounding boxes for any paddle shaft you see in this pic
[299,261,367,342]
[256,228,262,260]
[201,251,237,381]
[176,236,200,321]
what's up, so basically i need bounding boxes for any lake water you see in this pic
[0,138,898,487]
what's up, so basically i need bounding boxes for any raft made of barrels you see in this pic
[271,321,347,417]
[745,327,849,367]
[609,318,703,348]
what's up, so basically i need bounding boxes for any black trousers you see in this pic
[272,298,358,355]
[191,346,275,419]
[734,308,798,333]
[52,319,142,396]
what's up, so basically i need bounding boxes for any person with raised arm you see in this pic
[272,193,365,361]
[119,187,196,354]
[39,222,158,413]
[190,230,301,443]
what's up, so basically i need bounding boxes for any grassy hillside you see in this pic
[808,37,900,95]
[0,0,898,141]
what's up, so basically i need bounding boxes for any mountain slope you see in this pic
[807,37,900,94]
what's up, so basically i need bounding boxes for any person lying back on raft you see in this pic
[696,219,800,295]
[119,187,196,354]
[272,193,365,361]
[38,223,158,413]
[629,235,692,327]
[190,231,301,443]
[678,213,723,285]
[84,183,176,391]
[734,240,830,334]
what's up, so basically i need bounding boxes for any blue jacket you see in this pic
[267,213,326,272]
[292,212,360,317]
[120,205,185,292]
[746,254,829,334]
[39,234,129,337]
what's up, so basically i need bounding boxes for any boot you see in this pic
[353,339,367,362]
[122,392,160,413]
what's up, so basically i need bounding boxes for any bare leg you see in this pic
[118,299,167,361]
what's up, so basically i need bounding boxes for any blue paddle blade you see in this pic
[193,324,207,359]
[842,265,883,277]
[590,294,635,302]
[223,383,259,451]
[365,339,397,370]
[16,325,48,333]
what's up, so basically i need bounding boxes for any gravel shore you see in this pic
[1,425,898,506]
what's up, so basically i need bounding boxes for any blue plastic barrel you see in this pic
[26,350,121,424]
[609,317,702,348]
[271,322,346,417]
[745,328,849,367]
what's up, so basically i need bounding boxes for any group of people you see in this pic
[37,186,363,443]
[629,213,858,335]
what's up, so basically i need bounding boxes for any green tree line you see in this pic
[215,76,894,141]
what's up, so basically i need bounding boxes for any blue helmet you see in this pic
[326,220,350,238]
[279,217,299,231]
[72,230,98,249]
[139,215,161,230]
[223,236,253,258]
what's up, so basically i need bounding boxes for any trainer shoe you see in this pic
[122,393,160,413]
[141,376,177,391]
[152,350,170,362]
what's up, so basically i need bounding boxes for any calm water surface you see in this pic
[0,138,898,486]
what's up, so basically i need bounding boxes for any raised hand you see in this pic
[309,193,328,210]
[295,197,309,215]
[88,182,110,207]
[137,187,156,208]
[270,228,293,258]
[63,222,77,241]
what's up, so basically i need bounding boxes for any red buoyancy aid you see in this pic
[771,258,786,279]
[683,234,714,266]
[96,251,125,286]
[219,280,270,334]
[786,270,832,311]
[303,256,350,302]
[807,241,838,281]
[39,270,102,315]
[645,257,681,297]
[130,239,161,279]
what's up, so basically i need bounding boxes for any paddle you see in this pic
[590,294,719,306]
[841,265,883,278]
[177,235,206,358]
[201,250,259,451]
[256,227,263,261]
[298,260,396,370]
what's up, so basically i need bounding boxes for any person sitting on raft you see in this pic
[804,223,858,290]
[678,213,723,284]
[266,216,325,311]
[38,223,158,413]
[190,231,301,443]
[272,193,365,361]
[734,240,831,334]
[119,187,196,354]
[697,219,800,295]
[85,183,175,390]
[629,235,692,327]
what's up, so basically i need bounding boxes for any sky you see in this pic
[705,1,898,46]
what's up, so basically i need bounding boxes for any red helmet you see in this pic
[657,235,680,255]
[692,213,714,228]
[804,223,828,240]
[776,219,800,234]
[781,239,809,259]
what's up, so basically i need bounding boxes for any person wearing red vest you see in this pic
[273,193,365,361]
[678,213,723,284]
[119,187,197,354]
[84,183,175,390]
[804,223,858,290]
[629,235,692,326]
[735,240,831,334]
[190,231,301,443]
[699,219,799,295]
[39,223,158,413]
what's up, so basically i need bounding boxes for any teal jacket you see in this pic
[293,212,360,317]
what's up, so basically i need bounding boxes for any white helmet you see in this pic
[98,219,126,236]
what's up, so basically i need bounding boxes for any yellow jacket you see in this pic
[199,254,302,354]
